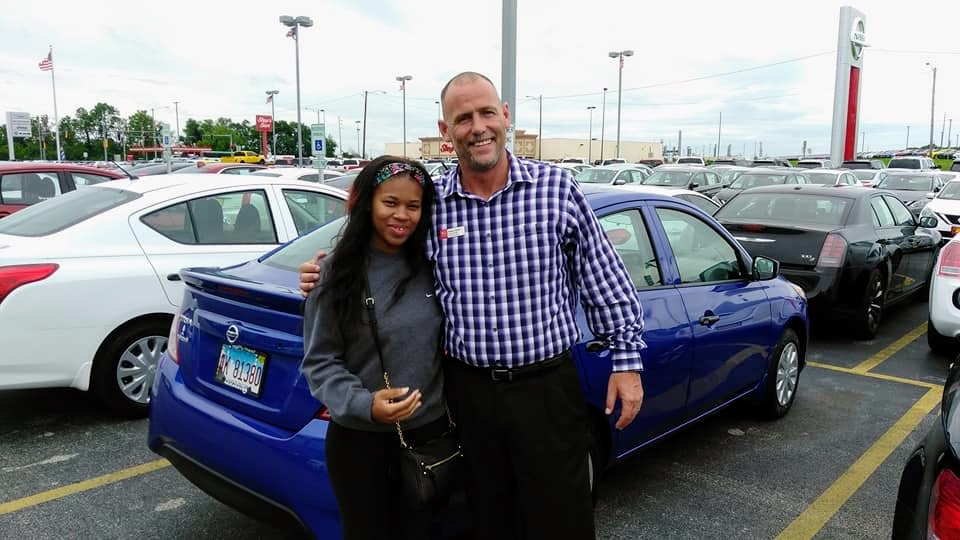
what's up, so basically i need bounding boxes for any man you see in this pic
[300,72,645,539]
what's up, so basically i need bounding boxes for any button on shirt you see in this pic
[426,151,645,372]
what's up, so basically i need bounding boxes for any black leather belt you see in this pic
[452,351,570,382]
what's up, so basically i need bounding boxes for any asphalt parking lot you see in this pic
[0,299,950,539]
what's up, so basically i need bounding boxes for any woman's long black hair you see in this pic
[323,155,435,328]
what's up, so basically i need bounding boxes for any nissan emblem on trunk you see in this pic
[226,325,240,344]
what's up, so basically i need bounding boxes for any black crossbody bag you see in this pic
[363,280,464,505]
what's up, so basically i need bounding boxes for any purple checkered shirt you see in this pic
[426,152,645,372]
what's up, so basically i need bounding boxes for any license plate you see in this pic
[952,225,960,236]
[215,344,267,397]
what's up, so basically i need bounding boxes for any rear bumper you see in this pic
[930,274,960,340]
[780,266,865,317]
[147,353,339,538]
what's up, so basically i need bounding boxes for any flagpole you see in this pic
[49,46,62,162]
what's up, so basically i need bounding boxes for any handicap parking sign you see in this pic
[314,139,324,152]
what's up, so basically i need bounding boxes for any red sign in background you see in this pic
[256,115,273,133]
[440,142,455,154]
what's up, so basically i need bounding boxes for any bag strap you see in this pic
[363,276,453,449]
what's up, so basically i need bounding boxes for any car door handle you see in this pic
[166,273,181,282]
[699,315,720,326]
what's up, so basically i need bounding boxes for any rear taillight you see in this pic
[167,308,181,364]
[939,242,960,278]
[0,264,59,305]
[816,234,846,268]
[315,406,332,421]
[928,468,960,539]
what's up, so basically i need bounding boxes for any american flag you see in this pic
[286,27,296,39]
[38,51,53,71]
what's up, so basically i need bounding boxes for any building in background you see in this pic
[384,130,662,162]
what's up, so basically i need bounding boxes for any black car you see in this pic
[639,165,726,197]
[892,359,960,539]
[874,171,948,217]
[712,168,809,205]
[714,185,939,338]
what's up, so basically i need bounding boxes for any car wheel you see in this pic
[854,269,886,340]
[758,328,801,419]
[93,319,169,417]
[586,422,607,505]
[928,317,958,354]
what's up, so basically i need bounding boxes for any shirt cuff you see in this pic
[611,354,643,373]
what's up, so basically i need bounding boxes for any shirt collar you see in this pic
[438,150,537,200]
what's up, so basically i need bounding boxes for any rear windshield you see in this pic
[576,169,616,183]
[729,173,788,189]
[805,172,840,185]
[852,170,879,181]
[887,158,921,169]
[0,186,140,236]
[843,161,872,169]
[642,170,694,187]
[876,174,934,191]
[676,157,702,164]
[715,193,851,226]
[261,215,347,271]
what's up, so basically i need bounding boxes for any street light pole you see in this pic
[355,120,361,156]
[173,101,180,144]
[600,87,608,163]
[280,15,314,165]
[266,90,279,156]
[396,75,412,157]
[338,116,343,158]
[609,50,633,159]
[150,107,157,159]
[926,62,937,152]
[361,90,385,160]
[526,95,542,160]
[587,106,596,163]
[906,125,910,149]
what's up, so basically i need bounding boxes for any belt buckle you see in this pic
[491,368,513,382]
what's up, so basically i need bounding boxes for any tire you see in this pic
[758,328,801,420]
[853,269,886,340]
[586,423,607,505]
[928,317,959,354]
[93,319,169,418]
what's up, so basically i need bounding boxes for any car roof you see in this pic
[94,173,347,197]
[254,167,344,177]
[579,183,694,207]
[650,165,711,172]
[595,163,646,170]
[733,184,872,198]
[615,184,711,199]
[0,162,126,177]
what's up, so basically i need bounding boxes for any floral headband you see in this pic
[375,162,426,186]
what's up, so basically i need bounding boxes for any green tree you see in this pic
[182,118,203,145]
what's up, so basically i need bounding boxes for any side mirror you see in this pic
[689,183,700,189]
[927,192,936,199]
[935,186,942,192]
[752,256,780,281]
[721,183,729,189]
[613,178,626,185]
[919,216,938,228]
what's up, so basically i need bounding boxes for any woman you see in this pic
[301,156,446,539]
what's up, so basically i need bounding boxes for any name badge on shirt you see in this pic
[440,226,466,240]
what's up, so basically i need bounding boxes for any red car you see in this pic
[0,162,126,218]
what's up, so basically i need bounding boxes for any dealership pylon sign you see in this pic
[830,6,867,166]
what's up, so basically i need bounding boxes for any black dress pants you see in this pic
[444,354,596,540]
[325,415,450,540]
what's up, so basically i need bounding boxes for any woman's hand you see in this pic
[371,387,422,423]
[299,250,326,298]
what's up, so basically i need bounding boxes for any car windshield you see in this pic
[0,186,140,237]
[729,173,789,189]
[576,169,616,183]
[642,170,694,187]
[261,215,347,271]
[325,173,358,190]
[676,158,702,164]
[937,181,960,200]
[852,170,879,181]
[876,174,934,191]
[715,193,851,226]
[805,172,840,185]
[887,159,921,169]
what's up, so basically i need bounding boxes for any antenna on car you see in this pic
[111,161,137,180]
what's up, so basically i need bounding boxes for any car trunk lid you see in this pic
[176,264,320,431]
[721,220,838,268]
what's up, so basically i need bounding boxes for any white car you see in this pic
[557,162,592,175]
[920,180,960,244]
[252,166,344,182]
[850,169,886,188]
[676,156,706,166]
[0,174,348,416]
[576,164,651,186]
[929,236,960,352]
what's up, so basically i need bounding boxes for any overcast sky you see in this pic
[2,0,959,158]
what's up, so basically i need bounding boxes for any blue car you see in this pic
[148,185,808,538]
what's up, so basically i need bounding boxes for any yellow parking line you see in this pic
[776,387,941,540]
[0,458,170,516]
[850,322,928,374]
[808,361,939,389]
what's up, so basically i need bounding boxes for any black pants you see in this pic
[325,415,450,540]
[444,353,596,540]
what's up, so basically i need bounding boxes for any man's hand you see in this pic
[299,250,326,298]
[371,387,422,423]
[605,372,644,430]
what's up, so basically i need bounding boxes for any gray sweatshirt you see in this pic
[301,248,445,432]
